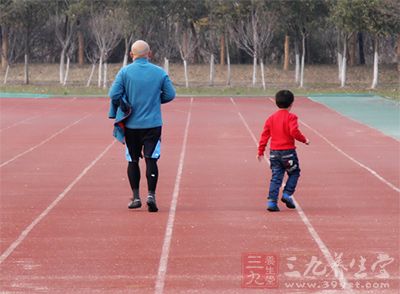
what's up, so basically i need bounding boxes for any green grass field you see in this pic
[1,63,398,100]
[0,84,398,101]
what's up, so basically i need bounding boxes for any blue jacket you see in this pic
[108,95,132,144]
[108,58,175,131]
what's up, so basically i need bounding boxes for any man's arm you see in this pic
[160,75,176,104]
[108,68,125,102]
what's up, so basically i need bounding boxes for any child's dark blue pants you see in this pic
[268,149,301,201]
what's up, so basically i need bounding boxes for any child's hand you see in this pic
[257,155,263,162]
[305,138,310,145]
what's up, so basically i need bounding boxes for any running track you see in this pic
[0,96,399,293]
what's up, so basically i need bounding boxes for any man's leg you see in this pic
[127,161,141,208]
[145,158,159,212]
[143,127,162,212]
[145,158,158,194]
[125,128,143,209]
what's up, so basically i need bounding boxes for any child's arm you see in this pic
[257,120,271,160]
[288,114,308,144]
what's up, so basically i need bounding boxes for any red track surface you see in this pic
[0,97,399,293]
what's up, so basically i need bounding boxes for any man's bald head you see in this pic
[131,40,150,59]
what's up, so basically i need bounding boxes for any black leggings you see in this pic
[127,158,158,193]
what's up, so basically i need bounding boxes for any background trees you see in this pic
[0,0,398,88]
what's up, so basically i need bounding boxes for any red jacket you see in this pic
[258,109,307,155]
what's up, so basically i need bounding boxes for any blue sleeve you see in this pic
[160,75,176,104]
[108,99,119,119]
[108,68,125,101]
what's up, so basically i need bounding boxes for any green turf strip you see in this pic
[0,92,51,98]
[308,94,400,139]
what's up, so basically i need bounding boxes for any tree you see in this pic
[231,0,277,88]
[50,0,77,84]
[332,0,399,88]
[0,0,13,70]
[170,0,206,88]
[197,10,219,86]
[7,0,48,84]
[118,0,159,67]
[89,8,122,88]
[68,0,92,66]
[331,0,369,87]
[277,0,329,87]
[366,0,400,88]
[207,0,236,86]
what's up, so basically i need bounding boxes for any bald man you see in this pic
[109,40,176,212]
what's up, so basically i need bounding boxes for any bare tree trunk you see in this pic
[337,31,342,81]
[98,54,103,87]
[397,34,400,72]
[300,34,305,88]
[1,26,9,69]
[3,64,10,84]
[371,37,379,89]
[24,54,29,85]
[103,61,108,89]
[349,33,357,67]
[60,48,66,83]
[123,39,129,67]
[209,53,215,86]
[294,40,300,84]
[260,58,266,90]
[78,30,84,66]
[226,32,231,86]
[357,32,365,65]
[123,49,129,67]
[164,57,169,75]
[340,35,347,88]
[86,63,96,87]
[252,55,257,87]
[283,34,289,71]
[183,59,189,88]
[63,56,70,86]
[220,34,225,66]
[103,61,108,88]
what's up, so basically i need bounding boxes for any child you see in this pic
[257,90,310,212]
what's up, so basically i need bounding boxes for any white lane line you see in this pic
[0,113,91,168]
[267,97,399,193]
[155,98,193,294]
[0,140,116,264]
[230,97,351,291]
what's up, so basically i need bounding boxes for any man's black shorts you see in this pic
[125,127,161,161]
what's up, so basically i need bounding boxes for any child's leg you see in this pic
[269,156,285,202]
[283,151,301,197]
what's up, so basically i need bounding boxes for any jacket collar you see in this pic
[133,58,148,64]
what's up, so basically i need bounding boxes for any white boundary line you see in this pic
[0,140,116,264]
[230,97,351,291]
[300,120,400,193]
[1,115,42,132]
[155,98,193,294]
[0,113,91,168]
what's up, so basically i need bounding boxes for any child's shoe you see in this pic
[281,194,296,209]
[267,201,280,212]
